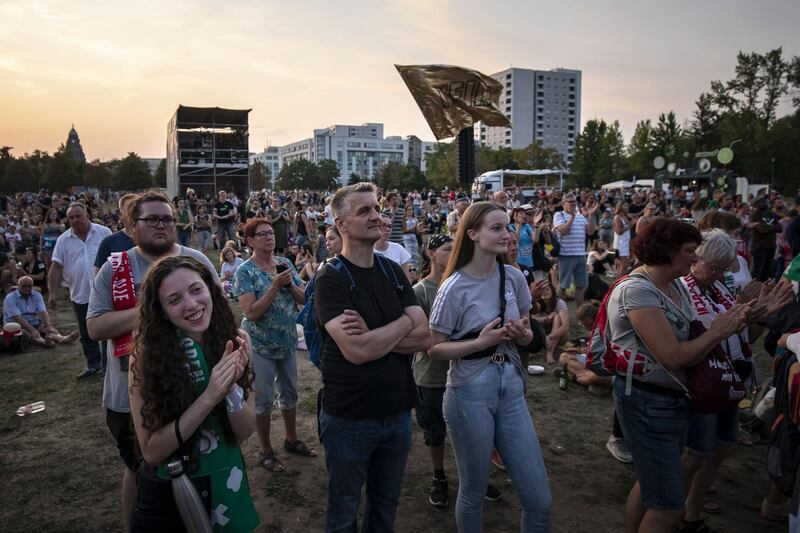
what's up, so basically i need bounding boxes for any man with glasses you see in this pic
[48,202,111,378]
[553,192,597,310]
[87,190,218,532]
[3,275,78,348]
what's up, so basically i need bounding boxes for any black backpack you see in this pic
[766,350,800,496]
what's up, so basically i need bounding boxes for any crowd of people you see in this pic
[2,180,800,532]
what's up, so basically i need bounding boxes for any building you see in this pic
[277,123,430,184]
[249,146,280,186]
[166,106,250,199]
[479,67,581,165]
[66,125,86,165]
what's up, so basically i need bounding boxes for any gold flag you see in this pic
[395,64,512,140]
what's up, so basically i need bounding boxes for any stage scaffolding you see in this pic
[166,106,251,200]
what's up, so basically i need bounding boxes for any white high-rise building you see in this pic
[249,146,281,186]
[480,67,581,165]
[276,123,433,184]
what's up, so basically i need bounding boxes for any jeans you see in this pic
[196,230,212,252]
[443,362,552,533]
[177,230,192,247]
[319,409,412,533]
[216,222,236,246]
[72,302,101,370]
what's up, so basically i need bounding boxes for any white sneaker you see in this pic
[606,435,633,464]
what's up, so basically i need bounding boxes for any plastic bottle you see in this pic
[16,401,45,416]
[166,459,213,533]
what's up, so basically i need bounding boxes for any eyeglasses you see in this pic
[18,284,33,288]
[136,216,176,228]
[253,231,275,238]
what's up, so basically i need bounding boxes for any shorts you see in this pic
[106,409,140,472]
[415,386,447,447]
[253,354,298,416]
[558,255,588,289]
[685,405,739,456]
[613,378,689,510]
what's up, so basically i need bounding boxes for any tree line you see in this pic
[0,145,164,194]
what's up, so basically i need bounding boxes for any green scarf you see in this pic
[157,336,259,532]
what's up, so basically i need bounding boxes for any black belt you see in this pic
[630,379,686,399]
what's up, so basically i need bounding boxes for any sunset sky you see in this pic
[1,0,799,161]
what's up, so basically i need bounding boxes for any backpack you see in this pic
[767,349,800,497]
[296,253,403,368]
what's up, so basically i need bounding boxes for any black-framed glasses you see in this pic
[254,231,275,238]
[136,216,175,228]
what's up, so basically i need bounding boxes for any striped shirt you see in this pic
[553,211,587,256]
[390,206,405,245]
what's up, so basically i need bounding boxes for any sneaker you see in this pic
[760,497,790,521]
[491,448,506,470]
[606,435,633,464]
[76,367,102,379]
[485,484,502,502]
[429,477,448,508]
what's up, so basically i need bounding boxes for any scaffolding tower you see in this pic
[166,106,251,200]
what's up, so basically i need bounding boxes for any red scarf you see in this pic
[109,251,136,357]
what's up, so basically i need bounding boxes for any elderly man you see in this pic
[48,202,111,377]
[447,196,469,238]
[493,190,511,211]
[3,276,78,348]
[553,192,597,310]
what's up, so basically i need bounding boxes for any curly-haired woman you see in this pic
[129,256,259,532]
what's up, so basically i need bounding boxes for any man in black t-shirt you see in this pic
[213,190,237,247]
[314,182,430,532]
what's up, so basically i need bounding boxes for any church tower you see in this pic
[66,124,86,165]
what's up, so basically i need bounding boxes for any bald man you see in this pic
[3,276,78,348]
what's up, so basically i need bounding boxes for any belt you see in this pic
[629,379,686,399]
[489,353,508,365]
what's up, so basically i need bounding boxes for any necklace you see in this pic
[642,265,675,299]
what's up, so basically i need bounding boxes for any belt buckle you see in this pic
[490,353,505,365]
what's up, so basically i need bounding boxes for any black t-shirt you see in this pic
[94,230,136,268]
[23,260,48,290]
[215,201,235,222]
[314,255,419,419]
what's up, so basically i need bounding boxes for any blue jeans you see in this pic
[443,362,552,533]
[319,410,412,533]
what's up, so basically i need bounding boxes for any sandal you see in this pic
[259,452,284,472]
[284,439,317,457]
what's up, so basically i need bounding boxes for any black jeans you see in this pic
[751,247,775,282]
[72,302,101,370]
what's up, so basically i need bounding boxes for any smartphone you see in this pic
[276,264,288,274]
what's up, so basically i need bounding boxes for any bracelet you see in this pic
[175,414,184,448]
[225,384,246,413]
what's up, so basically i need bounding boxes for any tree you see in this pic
[249,160,267,191]
[788,55,800,110]
[3,158,36,194]
[348,173,361,185]
[766,113,800,190]
[374,161,405,191]
[113,152,153,191]
[0,146,12,186]
[759,48,790,126]
[514,142,566,170]
[316,159,340,190]
[424,142,458,190]
[85,159,114,188]
[729,51,766,115]
[626,120,656,179]
[691,93,720,151]
[571,119,608,187]
[44,145,81,192]
[275,159,317,191]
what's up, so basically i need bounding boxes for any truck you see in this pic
[473,169,567,197]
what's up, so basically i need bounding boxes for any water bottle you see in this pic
[166,459,213,533]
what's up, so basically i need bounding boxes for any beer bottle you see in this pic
[559,363,569,391]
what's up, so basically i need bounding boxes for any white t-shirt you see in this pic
[324,204,334,226]
[374,241,412,266]
[52,223,112,304]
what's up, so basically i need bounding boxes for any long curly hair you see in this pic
[131,255,251,446]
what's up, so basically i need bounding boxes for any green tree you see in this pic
[691,93,720,151]
[514,142,566,170]
[424,142,458,190]
[275,159,316,191]
[766,113,800,190]
[0,146,12,186]
[44,145,81,192]
[571,119,608,187]
[249,160,267,191]
[113,152,153,191]
[152,159,167,189]
[374,161,405,191]
[348,172,361,185]
[316,159,340,190]
[729,51,766,115]
[3,157,37,194]
[626,120,656,179]
[759,48,790,126]
[85,159,114,188]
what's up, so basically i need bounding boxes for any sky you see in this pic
[1,0,799,161]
